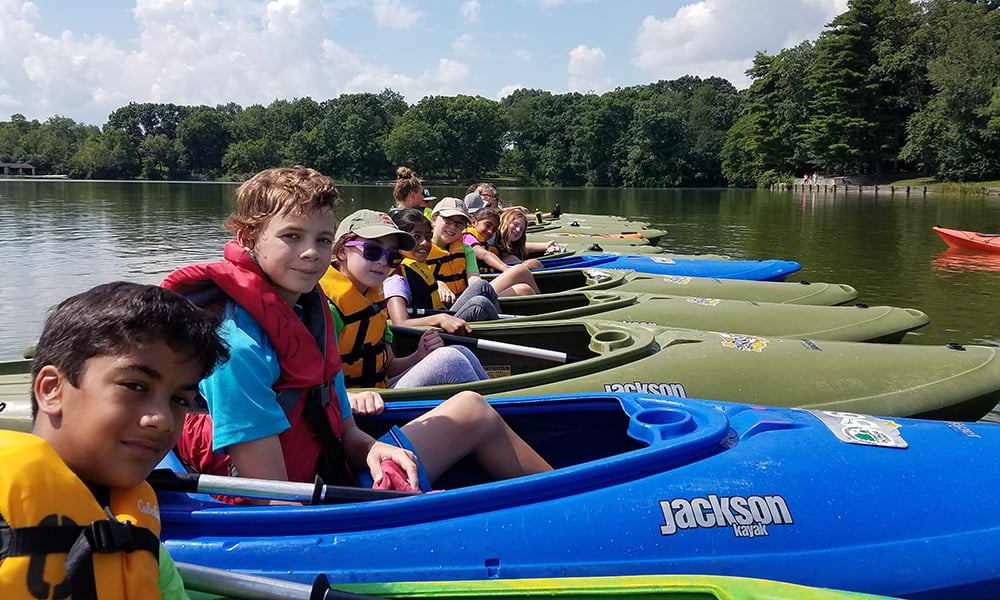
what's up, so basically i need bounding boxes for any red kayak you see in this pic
[932,226,1000,252]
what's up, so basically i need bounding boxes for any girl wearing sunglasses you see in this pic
[321,209,490,390]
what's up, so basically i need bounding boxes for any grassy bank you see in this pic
[885,177,1000,194]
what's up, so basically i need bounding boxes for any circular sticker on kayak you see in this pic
[718,332,768,352]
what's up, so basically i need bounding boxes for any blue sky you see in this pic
[1,0,847,126]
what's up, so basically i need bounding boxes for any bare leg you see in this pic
[488,263,540,296]
[401,391,553,482]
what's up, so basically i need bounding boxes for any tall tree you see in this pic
[901,0,1000,180]
[800,0,881,175]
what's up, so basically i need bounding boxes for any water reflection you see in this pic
[932,249,1000,274]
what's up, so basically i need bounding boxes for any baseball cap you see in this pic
[431,197,471,222]
[335,209,415,251]
[463,192,486,215]
[422,188,437,203]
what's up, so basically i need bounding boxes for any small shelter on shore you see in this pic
[0,162,36,176]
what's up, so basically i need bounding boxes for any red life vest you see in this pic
[162,241,351,486]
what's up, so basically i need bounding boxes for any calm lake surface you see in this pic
[3,180,999,416]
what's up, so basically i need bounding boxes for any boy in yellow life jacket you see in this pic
[0,281,229,600]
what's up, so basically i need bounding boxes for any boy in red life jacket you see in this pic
[1,281,229,599]
[165,167,551,498]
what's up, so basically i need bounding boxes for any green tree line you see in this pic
[1,0,997,187]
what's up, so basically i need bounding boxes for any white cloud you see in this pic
[453,33,475,54]
[567,44,610,94]
[497,83,524,100]
[372,0,421,29]
[632,0,848,88]
[460,0,480,23]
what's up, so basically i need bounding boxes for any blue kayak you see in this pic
[158,393,1000,599]
[534,253,802,281]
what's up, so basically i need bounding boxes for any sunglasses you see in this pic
[344,240,404,268]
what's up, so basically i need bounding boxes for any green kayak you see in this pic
[4,319,997,426]
[335,575,897,600]
[528,268,860,306]
[489,289,927,343]
[183,564,897,600]
[376,320,1000,421]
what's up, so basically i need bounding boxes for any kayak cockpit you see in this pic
[157,394,735,537]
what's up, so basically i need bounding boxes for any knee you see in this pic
[444,390,500,431]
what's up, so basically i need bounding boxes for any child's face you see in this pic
[474,215,499,240]
[406,220,433,262]
[432,214,468,245]
[506,216,527,242]
[33,341,202,489]
[337,236,401,292]
[242,207,336,305]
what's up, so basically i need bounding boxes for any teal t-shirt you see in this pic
[199,301,351,454]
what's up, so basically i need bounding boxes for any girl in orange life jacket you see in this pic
[3,281,228,600]
[323,209,489,389]
[387,208,500,332]
[169,169,549,496]
[429,197,539,305]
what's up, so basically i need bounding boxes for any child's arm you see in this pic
[463,244,484,286]
[472,243,510,272]
[384,330,443,377]
[341,416,419,490]
[386,295,472,334]
[157,544,190,600]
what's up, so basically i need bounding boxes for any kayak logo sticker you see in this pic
[686,297,720,306]
[718,332,768,352]
[809,411,908,449]
[662,276,692,284]
[658,494,794,538]
[603,382,687,397]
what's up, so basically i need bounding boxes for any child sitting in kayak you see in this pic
[430,197,540,301]
[498,208,560,268]
[387,208,498,332]
[462,206,518,275]
[165,167,551,500]
[7,281,228,599]
[322,209,490,389]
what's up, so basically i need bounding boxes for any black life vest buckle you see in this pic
[85,512,138,554]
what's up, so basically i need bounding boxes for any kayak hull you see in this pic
[534,254,802,282]
[159,392,1000,599]
[2,320,998,425]
[492,290,928,343]
[527,268,860,306]
[379,321,1000,420]
[933,226,1000,252]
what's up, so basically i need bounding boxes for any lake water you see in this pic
[3,180,1000,416]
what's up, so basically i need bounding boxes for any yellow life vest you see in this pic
[463,227,501,273]
[427,240,468,294]
[320,267,389,388]
[400,257,442,310]
[0,431,162,600]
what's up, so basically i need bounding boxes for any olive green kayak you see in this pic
[528,268,860,306]
[4,319,998,426]
[528,231,655,247]
[375,320,1000,421]
[489,289,927,343]
[183,566,897,600]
